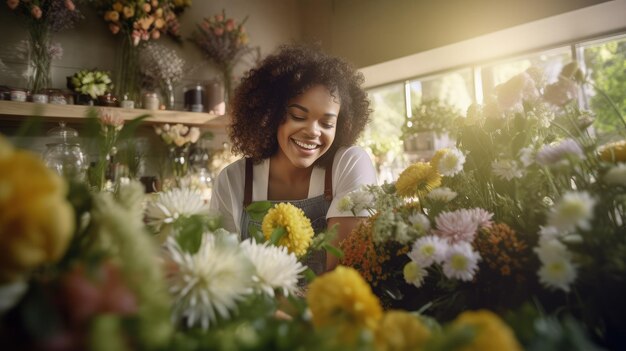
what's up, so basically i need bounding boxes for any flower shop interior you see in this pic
[1,0,625,350]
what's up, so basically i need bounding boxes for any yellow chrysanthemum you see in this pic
[599,140,626,163]
[430,148,448,169]
[451,310,522,351]
[0,136,75,282]
[395,162,441,198]
[307,266,383,340]
[262,202,313,257]
[375,310,431,351]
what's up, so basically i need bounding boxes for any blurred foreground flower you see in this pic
[0,135,74,282]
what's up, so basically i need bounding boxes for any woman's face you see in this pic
[276,84,340,169]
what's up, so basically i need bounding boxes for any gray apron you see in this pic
[239,158,332,275]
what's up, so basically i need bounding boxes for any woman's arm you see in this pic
[326,216,366,271]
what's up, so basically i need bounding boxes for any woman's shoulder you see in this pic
[333,146,373,166]
[215,158,247,182]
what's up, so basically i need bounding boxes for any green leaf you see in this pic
[269,226,286,245]
[248,224,265,243]
[322,243,344,259]
[246,201,273,221]
[118,114,150,141]
[303,268,316,282]
[175,216,205,254]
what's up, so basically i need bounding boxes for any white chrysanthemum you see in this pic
[403,261,428,288]
[351,188,375,214]
[437,148,466,177]
[407,235,448,267]
[604,163,626,186]
[145,187,209,233]
[164,231,254,330]
[442,242,481,281]
[538,258,577,292]
[337,195,354,213]
[547,191,596,232]
[518,146,535,167]
[407,213,431,235]
[535,138,585,167]
[533,237,571,264]
[538,226,560,240]
[491,159,523,181]
[240,239,306,297]
[426,187,457,203]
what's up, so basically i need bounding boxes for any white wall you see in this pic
[359,0,626,88]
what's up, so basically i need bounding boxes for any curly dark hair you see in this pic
[228,43,371,167]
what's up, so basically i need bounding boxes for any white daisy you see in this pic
[538,258,577,292]
[403,261,428,288]
[407,213,431,235]
[534,237,571,264]
[426,187,457,203]
[145,187,209,235]
[240,239,306,297]
[437,148,466,177]
[535,138,585,167]
[547,191,596,232]
[163,231,254,330]
[491,159,524,181]
[604,163,626,186]
[407,235,448,267]
[442,242,481,281]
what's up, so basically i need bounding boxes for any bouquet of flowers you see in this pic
[69,69,113,99]
[154,123,200,148]
[6,0,84,92]
[138,42,185,109]
[340,63,626,348]
[189,10,258,99]
[92,0,186,45]
[1,128,603,351]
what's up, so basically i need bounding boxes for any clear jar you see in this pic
[32,93,48,104]
[142,92,159,110]
[10,89,26,102]
[42,122,87,181]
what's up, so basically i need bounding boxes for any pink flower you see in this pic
[543,79,578,107]
[31,5,42,19]
[225,19,235,32]
[434,209,479,244]
[99,109,124,130]
[213,27,224,36]
[495,72,538,111]
[535,138,584,166]
[65,0,75,11]
[215,14,224,22]
[151,30,160,40]
[141,30,150,41]
[132,31,141,46]
[466,208,494,229]
[6,0,19,10]
[109,23,120,35]
[201,20,210,31]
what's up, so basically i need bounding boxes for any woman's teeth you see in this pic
[293,139,319,150]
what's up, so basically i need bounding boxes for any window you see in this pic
[578,34,626,137]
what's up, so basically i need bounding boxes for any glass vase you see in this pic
[115,34,141,105]
[220,64,234,107]
[169,145,190,178]
[28,22,52,93]
[161,78,175,110]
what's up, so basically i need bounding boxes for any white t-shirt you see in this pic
[209,146,378,233]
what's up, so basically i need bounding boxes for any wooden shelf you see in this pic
[0,100,229,129]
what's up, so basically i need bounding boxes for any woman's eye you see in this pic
[322,123,335,129]
[289,113,306,121]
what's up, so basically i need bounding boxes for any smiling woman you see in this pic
[209,44,377,273]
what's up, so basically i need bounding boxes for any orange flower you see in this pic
[474,223,528,278]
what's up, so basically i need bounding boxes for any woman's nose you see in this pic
[304,122,321,137]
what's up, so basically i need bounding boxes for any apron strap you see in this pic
[243,158,253,208]
[324,162,333,202]
[243,158,333,206]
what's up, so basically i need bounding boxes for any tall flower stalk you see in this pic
[27,20,51,92]
[116,32,141,103]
